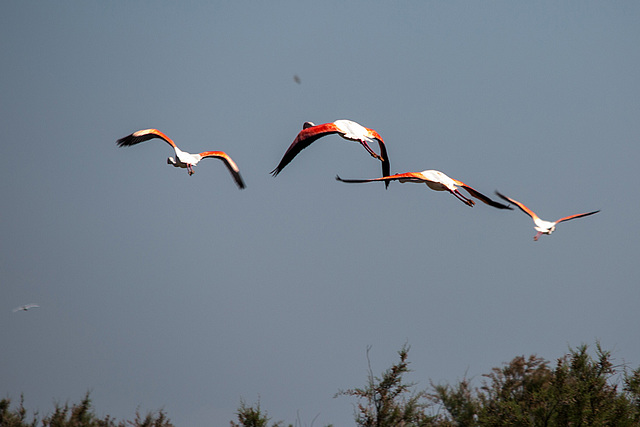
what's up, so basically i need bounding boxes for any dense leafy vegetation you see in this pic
[3,343,639,426]
[0,392,173,427]
[337,342,640,426]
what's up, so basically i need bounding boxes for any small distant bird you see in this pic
[116,129,246,189]
[13,304,40,312]
[336,170,512,209]
[293,74,301,84]
[271,120,391,188]
[496,191,600,241]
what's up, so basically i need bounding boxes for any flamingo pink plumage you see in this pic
[271,120,390,188]
[496,191,599,240]
[337,170,512,209]
[117,129,245,189]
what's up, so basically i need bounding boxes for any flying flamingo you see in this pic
[496,191,600,240]
[271,120,391,188]
[13,303,40,312]
[116,129,246,189]
[336,170,512,209]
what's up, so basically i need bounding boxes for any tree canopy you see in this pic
[3,343,639,426]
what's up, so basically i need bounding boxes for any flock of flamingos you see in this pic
[11,119,600,313]
[116,119,599,243]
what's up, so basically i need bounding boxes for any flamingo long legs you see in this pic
[360,141,383,160]
[452,189,475,207]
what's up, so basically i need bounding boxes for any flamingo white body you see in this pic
[272,120,390,188]
[117,129,246,189]
[337,170,512,209]
[13,303,39,312]
[496,191,600,240]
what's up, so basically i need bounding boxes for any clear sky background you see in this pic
[1,2,639,426]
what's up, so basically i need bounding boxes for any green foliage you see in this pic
[339,342,640,426]
[624,366,640,422]
[229,397,335,427]
[128,408,174,427]
[336,344,436,427]
[477,354,555,425]
[230,398,285,427]
[0,394,36,427]
[432,342,640,426]
[3,343,639,426]
[0,392,173,427]
[430,378,479,426]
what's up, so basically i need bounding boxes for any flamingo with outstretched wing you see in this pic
[271,120,390,188]
[117,129,245,189]
[337,170,511,209]
[495,191,599,240]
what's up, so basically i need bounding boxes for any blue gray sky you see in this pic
[2,2,639,425]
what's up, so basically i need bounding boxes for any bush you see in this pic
[336,344,436,427]
[432,342,640,426]
[4,343,638,426]
[0,392,173,427]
